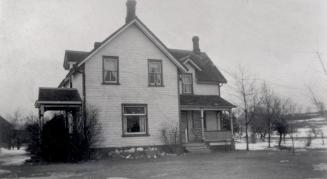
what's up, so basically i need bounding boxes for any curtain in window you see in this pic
[122,105,147,134]
[139,116,146,132]
[104,59,117,82]
[149,61,162,86]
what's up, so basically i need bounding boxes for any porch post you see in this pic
[200,108,205,141]
[229,109,233,136]
[39,105,45,129]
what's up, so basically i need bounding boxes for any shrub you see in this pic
[160,121,184,154]
[305,134,312,147]
[26,121,41,158]
[26,105,101,163]
[41,114,70,162]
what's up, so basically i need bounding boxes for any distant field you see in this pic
[235,117,327,150]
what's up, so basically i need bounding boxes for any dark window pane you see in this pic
[127,116,141,132]
[125,116,146,133]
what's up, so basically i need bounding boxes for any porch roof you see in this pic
[180,95,236,110]
[35,87,82,108]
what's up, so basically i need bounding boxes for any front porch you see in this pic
[180,110,233,145]
[179,95,235,150]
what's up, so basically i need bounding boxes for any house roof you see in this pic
[0,115,12,129]
[63,50,89,70]
[61,17,227,84]
[180,95,235,109]
[169,49,227,83]
[35,88,82,107]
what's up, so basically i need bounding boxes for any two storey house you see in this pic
[35,0,235,152]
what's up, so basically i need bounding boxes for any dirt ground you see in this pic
[1,149,327,179]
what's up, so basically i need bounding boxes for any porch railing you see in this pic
[204,130,232,142]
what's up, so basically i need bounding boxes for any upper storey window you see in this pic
[182,73,193,94]
[103,56,119,84]
[148,60,163,87]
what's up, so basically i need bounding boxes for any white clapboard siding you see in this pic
[71,73,83,98]
[84,24,179,148]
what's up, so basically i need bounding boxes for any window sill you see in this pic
[148,85,165,87]
[204,130,225,132]
[102,82,120,85]
[122,133,150,137]
[181,93,194,95]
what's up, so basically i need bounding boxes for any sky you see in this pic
[0,0,326,117]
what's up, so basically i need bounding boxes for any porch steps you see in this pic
[184,143,211,153]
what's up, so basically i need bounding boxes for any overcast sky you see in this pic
[0,0,326,117]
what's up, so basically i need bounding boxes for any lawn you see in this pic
[1,149,327,179]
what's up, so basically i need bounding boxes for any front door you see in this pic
[181,111,202,143]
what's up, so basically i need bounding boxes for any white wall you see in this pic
[84,24,179,148]
[71,73,83,97]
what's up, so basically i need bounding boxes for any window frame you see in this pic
[102,56,119,85]
[121,104,149,137]
[181,73,193,94]
[148,59,164,87]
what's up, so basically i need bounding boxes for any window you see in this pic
[182,73,193,94]
[103,56,119,84]
[148,60,163,86]
[122,104,148,136]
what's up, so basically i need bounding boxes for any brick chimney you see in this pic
[192,36,200,53]
[94,42,101,49]
[126,0,137,24]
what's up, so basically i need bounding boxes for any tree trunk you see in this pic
[245,110,249,151]
[278,133,282,148]
[268,119,271,148]
[245,123,249,151]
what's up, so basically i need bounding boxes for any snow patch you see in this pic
[313,163,327,171]
[296,117,326,123]
[150,173,169,178]
[1,155,30,166]
[0,147,29,166]
[0,169,11,174]
[235,117,327,151]
[0,147,27,156]
[280,160,289,163]
[16,173,83,179]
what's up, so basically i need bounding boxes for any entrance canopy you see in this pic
[35,87,82,111]
[180,95,235,110]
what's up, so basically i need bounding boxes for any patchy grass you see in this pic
[1,149,327,179]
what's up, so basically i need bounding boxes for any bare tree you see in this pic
[308,87,325,117]
[8,109,24,130]
[234,67,258,151]
[260,83,282,148]
[6,109,26,149]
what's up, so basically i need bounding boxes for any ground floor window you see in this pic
[122,104,148,136]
